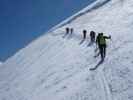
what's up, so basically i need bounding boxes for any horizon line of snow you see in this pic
[48,0,111,33]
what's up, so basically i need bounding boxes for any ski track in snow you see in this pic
[98,69,113,100]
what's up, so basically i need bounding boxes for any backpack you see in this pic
[99,36,106,45]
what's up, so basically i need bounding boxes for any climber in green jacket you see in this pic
[96,33,111,60]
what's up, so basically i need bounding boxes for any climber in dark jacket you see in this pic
[96,33,111,60]
[70,28,74,34]
[66,27,69,34]
[90,31,96,43]
[83,30,87,40]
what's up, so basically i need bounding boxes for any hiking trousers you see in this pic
[99,44,106,60]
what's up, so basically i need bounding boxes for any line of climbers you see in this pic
[65,27,111,61]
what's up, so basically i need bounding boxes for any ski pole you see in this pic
[110,38,117,52]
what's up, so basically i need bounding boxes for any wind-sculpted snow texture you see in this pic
[1,0,133,100]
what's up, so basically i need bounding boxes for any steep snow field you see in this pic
[1,0,133,100]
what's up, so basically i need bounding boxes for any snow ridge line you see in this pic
[48,0,111,33]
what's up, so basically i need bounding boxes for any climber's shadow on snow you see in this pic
[87,42,93,47]
[94,52,100,58]
[79,39,85,45]
[67,33,73,39]
[94,48,100,58]
[62,33,68,38]
[62,33,73,39]
[90,59,104,70]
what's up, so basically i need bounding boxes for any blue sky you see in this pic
[0,0,95,61]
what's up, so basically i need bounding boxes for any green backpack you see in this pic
[99,36,106,45]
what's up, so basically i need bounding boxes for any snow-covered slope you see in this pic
[1,0,133,100]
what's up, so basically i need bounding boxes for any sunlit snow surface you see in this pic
[1,0,133,100]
